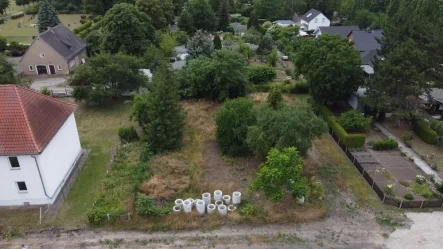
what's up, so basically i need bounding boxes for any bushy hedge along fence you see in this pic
[11,12,25,19]
[412,119,437,144]
[314,103,366,148]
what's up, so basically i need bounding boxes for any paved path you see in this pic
[374,123,442,183]
[30,77,71,91]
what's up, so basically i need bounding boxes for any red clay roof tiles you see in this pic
[0,84,77,155]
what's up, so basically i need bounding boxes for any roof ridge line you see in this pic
[14,85,40,152]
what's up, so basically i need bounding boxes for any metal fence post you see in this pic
[420,200,424,208]
[399,200,403,209]
[107,213,110,221]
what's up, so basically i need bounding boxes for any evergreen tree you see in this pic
[178,8,195,36]
[187,29,214,59]
[130,64,185,153]
[213,34,222,50]
[37,0,60,33]
[247,11,259,30]
[217,0,230,30]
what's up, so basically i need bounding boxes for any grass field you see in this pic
[0,14,84,44]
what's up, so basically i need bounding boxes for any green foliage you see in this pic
[437,183,443,194]
[401,131,413,142]
[266,47,278,67]
[85,30,102,56]
[252,0,300,20]
[0,55,19,85]
[159,33,177,57]
[171,31,189,45]
[118,126,138,142]
[295,34,363,101]
[267,86,282,110]
[216,98,256,156]
[291,81,309,94]
[242,27,262,44]
[249,147,308,201]
[213,34,222,50]
[136,0,174,29]
[73,21,92,34]
[411,183,434,200]
[70,53,147,104]
[24,5,38,14]
[247,65,276,85]
[136,194,169,216]
[187,0,217,32]
[187,30,214,59]
[239,203,255,216]
[247,105,328,157]
[37,0,60,33]
[372,138,398,150]
[337,110,372,132]
[412,119,437,144]
[139,142,153,162]
[217,0,230,30]
[246,11,259,30]
[257,33,274,55]
[40,86,50,96]
[11,12,25,19]
[179,49,248,101]
[130,65,185,153]
[101,3,155,56]
[315,104,366,148]
[177,8,195,36]
[404,193,414,200]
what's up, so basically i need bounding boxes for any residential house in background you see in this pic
[273,20,296,27]
[348,29,384,75]
[314,26,360,38]
[299,9,330,31]
[20,24,87,76]
[0,85,83,206]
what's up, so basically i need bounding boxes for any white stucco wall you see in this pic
[361,65,374,75]
[0,113,82,206]
[37,113,82,198]
[308,13,330,31]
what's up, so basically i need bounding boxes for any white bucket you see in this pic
[207,204,216,214]
[222,195,231,204]
[218,205,227,216]
[183,200,192,213]
[194,199,202,209]
[202,192,211,206]
[296,196,305,205]
[232,191,241,204]
[173,205,182,214]
[215,200,223,206]
[214,190,222,201]
[196,200,205,215]
[227,205,236,212]
[175,199,184,207]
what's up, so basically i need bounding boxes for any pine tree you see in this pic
[37,0,60,33]
[178,8,195,36]
[217,0,229,30]
[213,34,222,50]
[247,11,259,30]
[131,63,185,153]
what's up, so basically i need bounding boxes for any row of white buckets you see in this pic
[173,190,241,216]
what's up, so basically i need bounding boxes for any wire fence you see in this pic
[329,128,443,209]
[35,88,73,98]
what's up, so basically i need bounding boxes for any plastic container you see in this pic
[218,205,227,216]
[214,190,222,201]
[173,205,182,214]
[174,199,184,207]
[222,195,231,205]
[207,204,216,214]
[196,200,205,215]
[232,191,241,204]
[202,192,211,206]
[183,200,192,213]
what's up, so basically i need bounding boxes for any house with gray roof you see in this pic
[299,9,330,31]
[348,29,384,75]
[20,24,87,76]
[273,20,296,27]
[314,26,360,38]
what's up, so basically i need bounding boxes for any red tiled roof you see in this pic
[0,84,77,155]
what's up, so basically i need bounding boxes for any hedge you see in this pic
[248,65,276,85]
[92,15,103,22]
[11,12,24,19]
[372,138,398,150]
[315,104,366,148]
[73,21,92,34]
[412,119,437,144]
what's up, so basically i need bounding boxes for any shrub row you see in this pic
[372,137,398,150]
[315,104,366,148]
[78,20,103,39]
[429,118,443,135]
[73,21,92,34]
[412,119,437,144]
[11,12,24,19]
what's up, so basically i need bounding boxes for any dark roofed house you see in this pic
[348,30,384,75]
[314,26,360,38]
[20,24,87,76]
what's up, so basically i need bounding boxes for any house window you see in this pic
[69,60,76,68]
[16,182,27,192]
[29,65,34,71]
[39,53,45,58]
[315,18,318,23]
[322,18,325,23]
[81,58,86,64]
[9,157,20,169]
[57,65,62,71]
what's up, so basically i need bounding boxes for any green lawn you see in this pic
[52,100,135,227]
[0,14,84,44]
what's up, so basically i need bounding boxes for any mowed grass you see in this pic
[52,100,135,227]
[0,14,84,44]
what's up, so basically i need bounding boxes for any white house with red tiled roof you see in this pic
[0,84,82,206]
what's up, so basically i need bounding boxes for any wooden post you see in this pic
[107,213,110,221]
[382,195,385,203]
[39,207,42,225]
[420,200,424,208]
[399,200,403,209]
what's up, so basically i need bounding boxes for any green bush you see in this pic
[372,138,398,150]
[316,104,366,148]
[248,65,276,85]
[11,12,24,19]
[291,81,309,94]
[40,86,50,96]
[437,183,443,194]
[412,119,437,144]
[0,19,4,24]
[171,31,189,45]
[73,21,92,34]
[401,131,413,142]
[92,15,103,22]
[139,142,152,162]
[337,109,372,132]
[136,194,169,216]
[80,19,87,24]
[118,126,138,142]
[25,6,38,14]
[404,193,414,200]
[435,123,443,136]
[81,15,87,19]
[429,119,440,130]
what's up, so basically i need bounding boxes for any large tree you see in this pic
[294,34,363,102]
[217,0,230,30]
[187,0,217,31]
[101,3,155,56]
[0,0,9,15]
[178,8,195,36]
[246,105,328,157]
[0,55,19,85]
[136,0,174,29]
[83,0,135,15]
[365,0,443,118]
[186,30,214,59]
[130,64,185,153]
[70,53,147,104]
[84,30,102,56]
[37,0,60,33]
